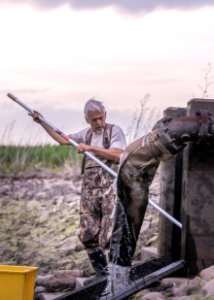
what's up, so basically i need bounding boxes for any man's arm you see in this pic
[77,125,127,161]
[77,143,123,161]
[29,111,70,145]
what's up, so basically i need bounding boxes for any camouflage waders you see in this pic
[109,112,213,267]
[101,112,214,298]
[110,130,172,266]
[79,158,118,253]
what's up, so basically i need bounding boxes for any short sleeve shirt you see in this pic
[71,125,127,150]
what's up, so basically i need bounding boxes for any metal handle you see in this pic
[7,93,182,229]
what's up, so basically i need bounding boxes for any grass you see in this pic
[0,144,83,173]
[0,98,159,173]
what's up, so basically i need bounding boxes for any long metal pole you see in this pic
[7,93,116,177]
[7,93,182,229]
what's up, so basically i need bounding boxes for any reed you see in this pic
[0,144,83,173]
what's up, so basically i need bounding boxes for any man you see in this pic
[30,98,127,277]
[102,110,214,297]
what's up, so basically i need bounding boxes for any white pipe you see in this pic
[7,93,182,229]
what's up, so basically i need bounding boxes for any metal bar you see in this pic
[7,93,116,177]
[7,93,182,228]
[149,200,182,229]
[112,260,185,300]
[46,259,185,300]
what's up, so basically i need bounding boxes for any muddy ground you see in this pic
[0,167,160,297]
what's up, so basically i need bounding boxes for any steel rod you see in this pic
[7,93,182,229]
[7,93,116,177]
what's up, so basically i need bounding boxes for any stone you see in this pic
[161,277,188,288]
[36,275,53,286]
[41,292,66,300]
[75,276,93,289]
[2,169,214,299]
[139,291,166,300]
[35,286,46,293]
[53,269,84,278]
[201,278,214,297]
[141,246,158,261]
[200,265,214,281]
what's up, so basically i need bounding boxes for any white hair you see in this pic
[84,98,106,117]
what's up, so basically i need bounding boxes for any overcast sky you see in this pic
[0,0,214,144]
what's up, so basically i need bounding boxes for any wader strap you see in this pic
[81,124,114,174]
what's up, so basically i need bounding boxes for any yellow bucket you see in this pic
[0,265,38,300]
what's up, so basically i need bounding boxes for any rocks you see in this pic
[134,265,214,300]
[1,168,213,300]
[201,278,214,297]
[0,169,91,299]
[139,292,166,300]
[0,167,161,299]
[200,265,214,281]
[40,292,65,300]
[162,277,201,297]
[35,269,86,298]
[36,270,77,291]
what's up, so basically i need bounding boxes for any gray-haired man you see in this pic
[30,98,127,277]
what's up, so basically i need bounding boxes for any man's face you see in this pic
[86,110,106,133]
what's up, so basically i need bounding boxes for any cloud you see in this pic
[1,0,214,12]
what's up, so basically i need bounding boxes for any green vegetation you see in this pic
[0,144,83,173]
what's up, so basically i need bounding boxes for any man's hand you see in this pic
[77,143,122,161]
[29,110,43,124]
[77,143,91,153]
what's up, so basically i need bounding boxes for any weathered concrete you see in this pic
[181,98,214,274]
[158,107,186,262]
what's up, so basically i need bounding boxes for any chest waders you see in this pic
[103,112,214,298]
[79,124,119,276]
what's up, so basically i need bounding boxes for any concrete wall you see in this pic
[158,107,186,262]
[159,100,214,275]
[181,99,214,275]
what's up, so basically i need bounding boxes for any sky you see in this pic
[0,0,214,145]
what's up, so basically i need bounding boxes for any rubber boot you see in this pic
[84,249,109,286]
[88,249,108,276]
